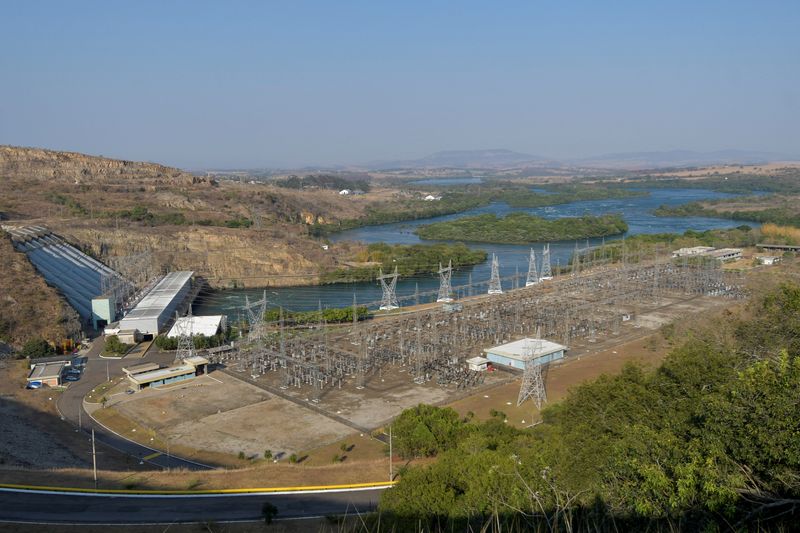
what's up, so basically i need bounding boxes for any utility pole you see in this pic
[106,361,109,382]
[91,428,98,490]
[389,424,393,482]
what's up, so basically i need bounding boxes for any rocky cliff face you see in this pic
[0,145,212,186]
[64,226,347,288]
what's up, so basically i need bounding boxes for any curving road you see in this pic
[56,338,213,470]
[0,487,386,524]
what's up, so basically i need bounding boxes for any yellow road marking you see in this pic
[142,452,162,461]
[0,480,396,495]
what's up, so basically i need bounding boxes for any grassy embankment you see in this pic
[415,213,628,245]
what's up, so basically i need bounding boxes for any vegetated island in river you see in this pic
[320,242,487,283]
[415,213,629,244]
[310,185,646,236]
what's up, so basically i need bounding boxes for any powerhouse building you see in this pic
[118,271,193,337]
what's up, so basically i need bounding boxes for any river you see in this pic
[194,188,750,317]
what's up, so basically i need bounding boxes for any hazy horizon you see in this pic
[1,1,798,168]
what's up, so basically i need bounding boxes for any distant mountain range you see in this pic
[572,149,799,170]
[365,148,799,171]
[367,149,555,170]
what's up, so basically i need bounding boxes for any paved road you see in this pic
[56,339,212,471]
[0,487,385,524]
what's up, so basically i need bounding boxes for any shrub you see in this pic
[19,337,54,359]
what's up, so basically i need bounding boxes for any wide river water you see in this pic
[194,188,749,317]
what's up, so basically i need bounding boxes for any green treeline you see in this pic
[415,213,628,244]
[320,242,487,283]
[496,185,646,208]
[574,226,758,267]
[654,201,800,228]
[262,306,368,325]
[616,170,800,195]
[379,283,800,530]
[310,192,491,236]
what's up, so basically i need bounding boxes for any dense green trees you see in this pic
[320,243,487,283]
[103,335,129,355]
[379,283,800,530]
[654,201,800,228]
[415,213,628,244]
[153,332,229,351]
[262,306,368,324]
[18,337,55,359]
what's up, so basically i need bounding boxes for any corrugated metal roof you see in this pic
[484,338,567,362]
[28,362,67,380]
[128,364,196,385]
[121,271,193,321]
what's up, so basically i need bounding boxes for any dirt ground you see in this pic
[107,372,356,460]
[244,361,509,430]
[98,292,725,467]
[447,294,730,426]
[448,334,670,427]
[0,359,142,471]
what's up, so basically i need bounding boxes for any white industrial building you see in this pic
[118,271,194,337]
[707,248,743,262]
[671,246,742,263]
[483,338,567,370]
[466,356,490,372]
[756,255,781,265]
[167,315,225,338]
[671,246,715,258]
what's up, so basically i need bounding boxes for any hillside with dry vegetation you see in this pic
[0,233,80,347]
[0,146,416,287]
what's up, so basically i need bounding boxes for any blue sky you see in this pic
[1,1,798,168]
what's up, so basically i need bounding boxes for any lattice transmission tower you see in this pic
[174,309,195,364]
[378,267,399,311]
[525,248,539,287]
[488,254,503,295]
[517,336,546,408]
[437,260,453,303]
[539,243,553,280]
[244,290,268,342]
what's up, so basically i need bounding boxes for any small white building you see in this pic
[339,189,351,196]
[117,329,142,345]
[756,255,781,265]
[708,248,743,262]
[424,194,442,201]
[167,315,225,338]
[483,338,567,370]
[466,356,490,372]
[671,246,715,258]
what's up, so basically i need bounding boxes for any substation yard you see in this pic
[105,259,740,462]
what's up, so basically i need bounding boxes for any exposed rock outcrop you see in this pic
[0,145,214,186]
[64,226,348,288]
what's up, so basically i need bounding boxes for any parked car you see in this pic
[64,374,80,382]
[26,381,43,389]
